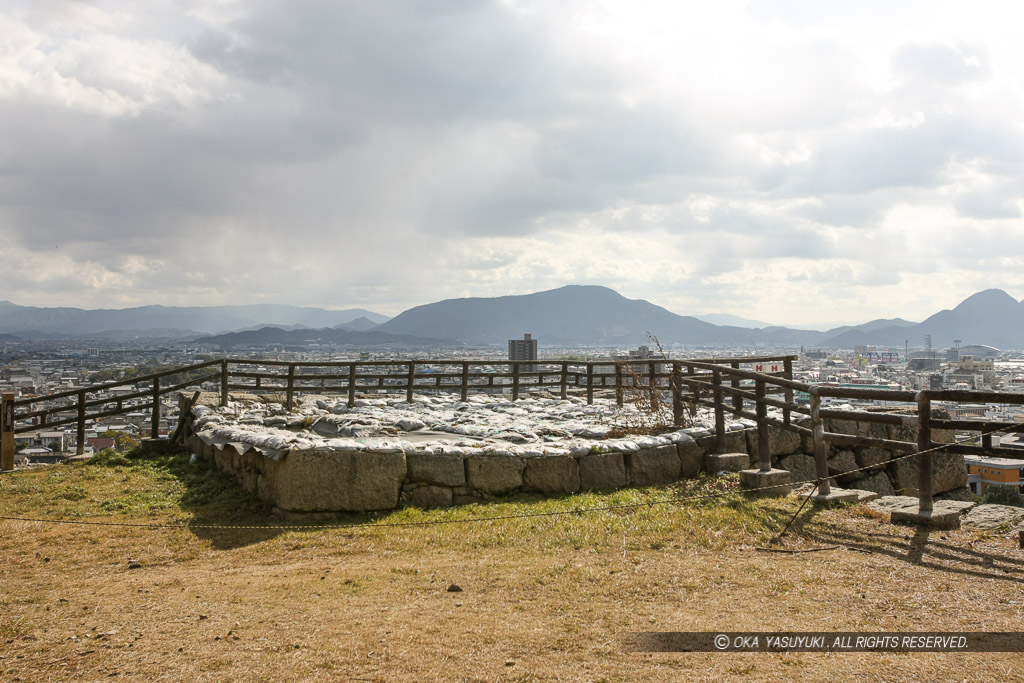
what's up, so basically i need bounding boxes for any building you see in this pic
[959,344,1000,360]
[964,452,1024,496]
[629,345,651,360]
[508,334,538,372]
[14,430,65,452]
[949,356,995,385]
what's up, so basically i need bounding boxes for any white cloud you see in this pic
[1,0,1024,327]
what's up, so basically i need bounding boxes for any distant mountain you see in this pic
[823,318,917,337]
[376,285,777,346]
[72,328,206,341]
[0,303,390,337]
[821,290,1024,349]
[5,288,1022,350]
[333,316,380,332]
[693,313,776,329]
[195,326,454,347]
[819,318,918,346]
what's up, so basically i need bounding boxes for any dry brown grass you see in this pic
[1,453,1023,682]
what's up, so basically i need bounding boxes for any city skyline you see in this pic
[3,1,1024,326]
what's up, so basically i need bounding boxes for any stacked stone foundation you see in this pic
[184,410,968,513]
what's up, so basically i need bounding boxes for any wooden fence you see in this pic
[676,360,1024,515]
[4,354,1024,520]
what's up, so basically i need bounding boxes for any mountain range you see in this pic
[0,302,389,339]
[1,286,1022,349]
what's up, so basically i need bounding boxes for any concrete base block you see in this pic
[139,438,171,454]
[891,508,962,530]
[890,501,973,529]
[812,489,863,505]
[705,452,749,473]
[792,482,874,504]
[738,468,792,497]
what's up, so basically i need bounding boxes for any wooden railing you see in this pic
[675,361,1024,515]
[4,353,1024,523]
[0,355,794,465]
[220,355,797,413]
[2,360,224,461]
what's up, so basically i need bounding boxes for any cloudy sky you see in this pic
[3,0,1024,327]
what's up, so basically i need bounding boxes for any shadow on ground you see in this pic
[128,445,390,551]
[790,505,1024,584]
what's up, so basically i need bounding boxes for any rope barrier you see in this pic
[0,428,991,532]
[0,420,1015,533]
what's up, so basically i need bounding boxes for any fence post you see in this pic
[220,359,229,407]
[407,361,416,403]
[348,364,357,408]
[672,361,683,427]
[713,368,725,453]
[150,376,160,439]
[730,361,742,414]
[1,392,14,471]
[615,364,623,407]
[917,392,933,514]
[460,363,470,402]
[511,362,520,401]
[286,363,296,410]
[687,363,698,410]
[783,358,794,427]
[560,362,568,400]
[586,364,594,405]
[809,388,831,495]
[756,378,770,472]
[76,390,86,456]
[648,361,657,409]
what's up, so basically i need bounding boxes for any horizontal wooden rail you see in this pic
[8,350,1024,525]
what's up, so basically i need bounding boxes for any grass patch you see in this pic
[0,446,270,522]
[1,453,1022,681]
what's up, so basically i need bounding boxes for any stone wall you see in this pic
[185,430,717,513]
[184,408,969,513]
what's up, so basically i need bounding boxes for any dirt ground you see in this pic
[2,501,1023,682]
